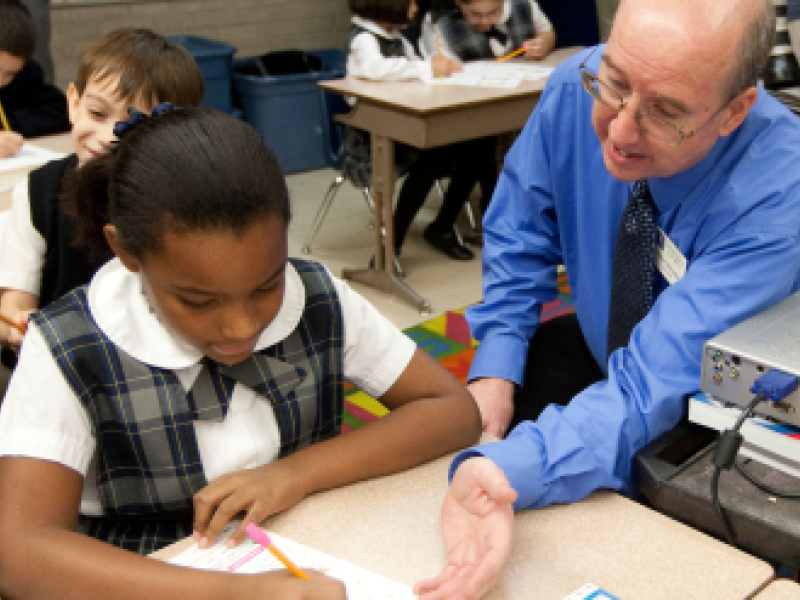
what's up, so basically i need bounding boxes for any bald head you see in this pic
[611,0,774,102]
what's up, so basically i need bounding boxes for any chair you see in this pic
[301,89,479,267]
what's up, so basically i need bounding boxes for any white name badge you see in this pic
[655,227,686,285]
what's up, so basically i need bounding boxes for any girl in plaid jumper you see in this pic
[0,107,480,599]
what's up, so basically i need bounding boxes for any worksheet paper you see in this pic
[0,143,65,172]
[424,61,554,88]
[168,522,416,600]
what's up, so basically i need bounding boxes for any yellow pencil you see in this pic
[0,313,26,335]
[496,47,526,63]
[0,100,10,132]
[246,523,310,580]
[435,35,442,57]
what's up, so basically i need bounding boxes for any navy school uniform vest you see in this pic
[340,23,421,188]
[28,155,113,308]
[29,258,344,554]
[435,0,537,61]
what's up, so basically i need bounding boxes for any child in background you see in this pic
[0,28,204,365]
[0,0,69,158]
[421,0,556,62]
[0,107,480,599]
[343,0,495,261]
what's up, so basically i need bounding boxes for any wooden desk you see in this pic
[319,47,582,313]
[0,133,72,212]
[756,579,800,599]
[153,437,775,599]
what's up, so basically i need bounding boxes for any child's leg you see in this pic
[393,151,440,253]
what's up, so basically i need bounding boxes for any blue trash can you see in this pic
[169,35,236,114]
[233,49,345,174]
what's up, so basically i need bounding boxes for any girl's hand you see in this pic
[431,54,463,78]
[192,460,309,549]
[0,131,23,158]
[0,309,32,354]
[246,569,347,600]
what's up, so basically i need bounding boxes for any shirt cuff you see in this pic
[467,333,528,385]
[0,270,42,295]
[449,432,547,512]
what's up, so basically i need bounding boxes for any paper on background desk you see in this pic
[424,61,553,88]
[168,522,415,599]
[0,143,66,173]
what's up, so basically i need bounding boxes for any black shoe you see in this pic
[462,230,484,247]
[423,226,474,260]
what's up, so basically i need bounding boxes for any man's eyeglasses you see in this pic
[578,47,729,147]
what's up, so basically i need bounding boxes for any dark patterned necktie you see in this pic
[607,180,659,359]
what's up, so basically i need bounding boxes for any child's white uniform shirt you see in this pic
[0,178,47,294]
[420,0,553,61]
[0,258,417,516]
[347,15,433,83]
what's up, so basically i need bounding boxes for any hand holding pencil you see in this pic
[430,35,462,78]
[0,99,22,158]
[0,310,30,355]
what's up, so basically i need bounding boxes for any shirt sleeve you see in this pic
[466,95,561,386]
[2,61,71,138]
[0,321,96,475]
[347,31,433,81]
[0,176,46,295]
[330,271,416,398]
[528,1,553,33]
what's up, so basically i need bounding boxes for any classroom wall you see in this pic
[50,0,352,90]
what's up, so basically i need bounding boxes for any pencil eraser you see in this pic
[245,522,271,547]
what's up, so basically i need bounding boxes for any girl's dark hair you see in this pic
[349,0,412,25]
[62,107,290,260]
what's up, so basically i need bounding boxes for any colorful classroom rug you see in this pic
[342,271,574,432]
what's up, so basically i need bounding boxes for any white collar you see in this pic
[88,258,306,369]
[500,0,512,24]
[351,14,404,40]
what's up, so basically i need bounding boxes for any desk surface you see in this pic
[319,47,581,115]
[153,438,774,599]
[0,132,72,212]
[756,579,800,599]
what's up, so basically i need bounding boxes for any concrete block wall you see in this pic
[51,0,351,90]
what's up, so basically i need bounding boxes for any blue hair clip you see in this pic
[112,102,182,141]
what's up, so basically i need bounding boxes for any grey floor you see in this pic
[0,167,485,393]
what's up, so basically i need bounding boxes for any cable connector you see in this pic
[749,369,799,402]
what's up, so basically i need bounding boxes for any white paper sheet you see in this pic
[168,522,416,600]
[424,61,553,88]
[0,143,66,172]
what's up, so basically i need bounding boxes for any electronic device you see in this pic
[700,290,800,428]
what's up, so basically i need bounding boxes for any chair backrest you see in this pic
[319,89,351,170]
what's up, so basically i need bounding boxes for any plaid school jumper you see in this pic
[435,0,537,61]
[29,258,344,555]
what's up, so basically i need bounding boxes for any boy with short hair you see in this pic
[0,27,205,361]
[0,0,69,158]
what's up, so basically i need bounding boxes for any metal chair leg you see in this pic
[464,199,477,230]
[303,175,345,254]
[361,187,375,229]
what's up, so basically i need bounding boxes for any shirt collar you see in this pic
[352,14,403,40]
[88,258,305,369]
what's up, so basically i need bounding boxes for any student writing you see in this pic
[0,107,481,599]
[342,0,496,261]
[0,0,69,158]
[0,28,204,368]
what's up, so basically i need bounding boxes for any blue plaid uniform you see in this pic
[434,0,537,61]
[30,258,344,554]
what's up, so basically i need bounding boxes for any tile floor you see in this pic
[285,167,485,330]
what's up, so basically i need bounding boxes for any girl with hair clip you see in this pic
[0,107,480,599]
[344,0,496,260]
[421,0,556,62]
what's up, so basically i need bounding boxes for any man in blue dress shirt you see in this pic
[414,0,800,598]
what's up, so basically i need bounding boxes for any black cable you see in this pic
[710,392,765,547]
[735,459,800,499]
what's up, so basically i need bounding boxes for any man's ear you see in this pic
[719,86,759,137]
[103,224,141,273]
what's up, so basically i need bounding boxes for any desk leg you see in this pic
[342,133,432,314]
